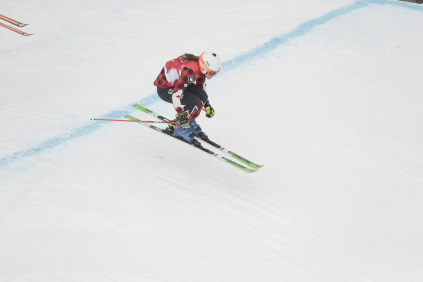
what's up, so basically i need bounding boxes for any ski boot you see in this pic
[189,119,210,141]
[172,123,201,147]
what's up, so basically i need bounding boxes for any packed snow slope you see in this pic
[1,0,423,281]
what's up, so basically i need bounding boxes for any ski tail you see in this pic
[0,14,27,27]
[133,104,172,123]
[0,22,32,36]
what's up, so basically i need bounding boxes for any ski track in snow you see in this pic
[1,0,422,170]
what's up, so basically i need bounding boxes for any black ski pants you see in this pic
[157,84,208,120]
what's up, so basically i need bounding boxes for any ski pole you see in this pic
[91,118,179,124]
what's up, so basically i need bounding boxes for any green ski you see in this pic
[133,103,263,170]
[125,114,258,173]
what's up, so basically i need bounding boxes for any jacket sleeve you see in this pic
[171,66,195,113]
[196,75,206,88]
[197,75,207,93]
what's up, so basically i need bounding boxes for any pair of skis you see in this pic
[125,104,263,173]
[0,14,33,36]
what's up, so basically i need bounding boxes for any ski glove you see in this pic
[176,112,190,129]
[204,101,215,118]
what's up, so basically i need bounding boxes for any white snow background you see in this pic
[1,0,423,281]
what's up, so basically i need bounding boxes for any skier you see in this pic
[154,51,222,146]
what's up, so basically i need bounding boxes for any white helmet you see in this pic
[199,51,222,76]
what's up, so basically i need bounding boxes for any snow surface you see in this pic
[1,0,423,281]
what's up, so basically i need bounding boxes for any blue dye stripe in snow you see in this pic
[0,0,420,169]
[0,99,154,169]
[223,0,423,71]
[224,1,369,71]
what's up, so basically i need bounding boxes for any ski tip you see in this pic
[19,24,28,27]
[23,33,34,36]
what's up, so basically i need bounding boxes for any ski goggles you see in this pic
[208,70,220,76]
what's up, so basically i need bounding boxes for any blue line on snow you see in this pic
[224,0,423,72]
[224,1,369,71]
[0,98,154,169]
[0,0,421,169]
